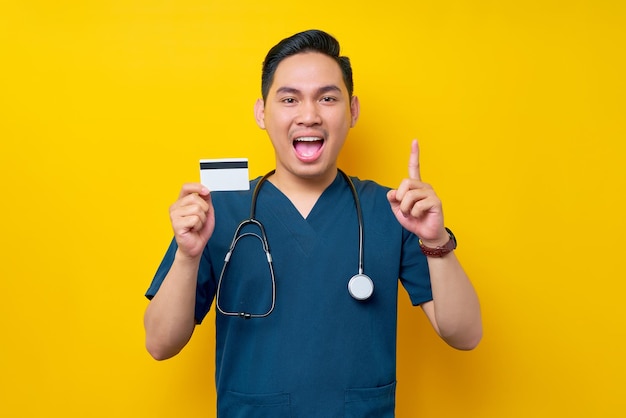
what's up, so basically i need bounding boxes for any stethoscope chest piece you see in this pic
[348,274,374,301]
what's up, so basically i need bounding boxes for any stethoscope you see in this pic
[215,169,374,319]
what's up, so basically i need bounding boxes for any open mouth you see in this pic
[293,136,324,159]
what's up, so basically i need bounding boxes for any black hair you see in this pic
[261,29,354,101]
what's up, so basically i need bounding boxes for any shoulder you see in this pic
[346,176,395,219]
[349,176,391,199]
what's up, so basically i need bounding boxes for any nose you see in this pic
[296,101,322,126]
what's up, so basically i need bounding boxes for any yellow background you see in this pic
[1,1,625,417]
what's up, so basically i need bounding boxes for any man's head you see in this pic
[254,30,359,186]
[261,30,354,101]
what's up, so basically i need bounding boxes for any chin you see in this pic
[293,164,336,180]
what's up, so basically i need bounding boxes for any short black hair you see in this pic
[261,29,354,101]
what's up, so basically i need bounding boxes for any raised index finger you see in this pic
[408,139,421,181]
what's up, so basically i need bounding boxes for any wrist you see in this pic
[419,227,450,247]
[174,249,203,265]
[419,227,457,258]
[420,237,449,248]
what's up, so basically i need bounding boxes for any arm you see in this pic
[419,253,482,350]
[144,183,215,360]
[387,140,482,350]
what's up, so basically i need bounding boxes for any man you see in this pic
[144,29,481,417]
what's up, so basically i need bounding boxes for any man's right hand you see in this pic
[169,183,215,259]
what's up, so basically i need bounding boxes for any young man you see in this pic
[144,29,481,417]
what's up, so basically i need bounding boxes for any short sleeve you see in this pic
[145,238,217,324]
[398,229,433,306]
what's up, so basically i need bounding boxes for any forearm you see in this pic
[424,252,482,350]
[144,250,200,360]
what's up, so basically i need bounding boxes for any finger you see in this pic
[175,214,206,234]
[400,183,440,217]
[386,189,400,208]
[178,182,210,200]
[173,204,209,225]
[171,193,211,215]
[408,139,421,181]
[398,189,431,216]
[408,198,436,219]
[394,178,427,202]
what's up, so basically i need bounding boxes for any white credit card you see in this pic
[199,158,250,191]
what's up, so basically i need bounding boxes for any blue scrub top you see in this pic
[146,172,432,418]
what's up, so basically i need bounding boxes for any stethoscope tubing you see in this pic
[216,218,277,319]
[216,169,371,319]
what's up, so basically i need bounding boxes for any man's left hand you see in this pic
[387,139,449,246]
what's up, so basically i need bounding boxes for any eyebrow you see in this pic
[275,84,343,96]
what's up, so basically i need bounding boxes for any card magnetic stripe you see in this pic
[200,161,248,170]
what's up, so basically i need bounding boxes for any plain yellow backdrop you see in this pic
[1,1,625,417]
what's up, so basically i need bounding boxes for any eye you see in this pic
[281,97,297,104]
[320,96,337,103]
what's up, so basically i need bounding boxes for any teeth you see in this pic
[295,137,322,142]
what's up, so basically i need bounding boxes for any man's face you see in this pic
[255,52,359,184]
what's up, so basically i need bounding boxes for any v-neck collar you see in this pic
[263,172,345,222]
[256,172,348,255]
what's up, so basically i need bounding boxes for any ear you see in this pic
[254,98,266,129]
[350,96,360,128]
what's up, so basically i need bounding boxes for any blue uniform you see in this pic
[146,172,432,417]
